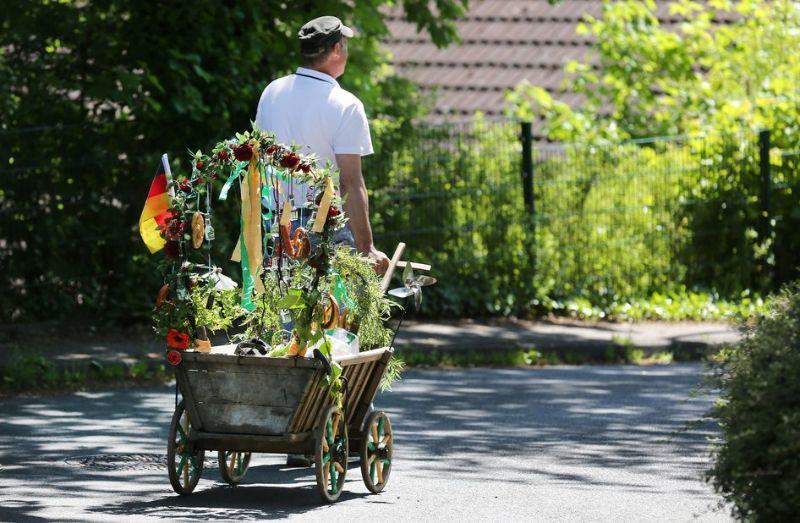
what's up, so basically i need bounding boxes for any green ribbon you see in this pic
[219,161,246,201]
[332,273,355,309]
[261,165,275,220]
[239,224,255,312]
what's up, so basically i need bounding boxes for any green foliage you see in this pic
[707,282,800,520]
[507,0,800,144]
[550,290,765,322]
[369,116,534,317]
[332,248,395,349]
[368,0,799,318]
[0,352,169,394]
[501,0,800,312]
[191,285,242,334]
[395,345,683,367]
[370,114,777,319]
[0,0,465,322]
[380,355,406,392]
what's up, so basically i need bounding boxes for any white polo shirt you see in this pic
[254,67,373,204]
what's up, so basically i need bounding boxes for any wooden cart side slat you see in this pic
[301,372,332,433]
[306,394,332,433]
[288,370,322,433]
[299,347,392,432]
[341,362,368,427]
[336,347,388,367]
[344,361,372,426]
[301,374,327,432]
[176,365,206,432]
[349,349,393,431]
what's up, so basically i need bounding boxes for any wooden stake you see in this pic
[381,243,406,293]
[395,261,432,272]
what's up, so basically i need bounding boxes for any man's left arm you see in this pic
[336,153,389,275]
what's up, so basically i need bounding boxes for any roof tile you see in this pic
[383,0,732,117]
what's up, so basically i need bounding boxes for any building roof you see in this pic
[384,0,733,119]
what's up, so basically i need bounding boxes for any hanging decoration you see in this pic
[143,126,399,402]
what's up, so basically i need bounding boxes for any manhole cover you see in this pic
[65,453,220,471]
[66,453,169,471]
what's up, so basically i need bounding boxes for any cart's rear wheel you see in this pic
[314,405,348,502]
[218,450,251,485]
[360,410,393,493]
[167,400,205,495]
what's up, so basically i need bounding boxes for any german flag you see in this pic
[139,156,173,253]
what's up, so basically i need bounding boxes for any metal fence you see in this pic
[2,119,798,320]
[366,121,800,315]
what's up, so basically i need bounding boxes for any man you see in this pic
[255,15,388,468]
[255,15,390,275]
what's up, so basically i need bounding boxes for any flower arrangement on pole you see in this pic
[140,125,399,402]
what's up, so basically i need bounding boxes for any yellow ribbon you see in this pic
[312,177,335,233]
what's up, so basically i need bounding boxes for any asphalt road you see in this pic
[0,365,729,522]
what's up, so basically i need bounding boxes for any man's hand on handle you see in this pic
[366,245,390,275]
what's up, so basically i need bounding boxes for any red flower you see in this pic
[164,241,179,258]
[233,143,254,162]
[279,152,300,170]
[217,149,229,161]
[165,217,185,240]
[166,350,182,365]
[300,163,311,173]
[178,178,192,193]
[167,329,190,350]
[195,160,204,170]
[266,145,278,156]
[327,206,340,218]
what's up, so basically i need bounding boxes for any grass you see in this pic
[396,341,711,369]
[0,352,170,396]
[0,340,718,396]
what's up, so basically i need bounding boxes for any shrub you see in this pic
[707,282,800,520]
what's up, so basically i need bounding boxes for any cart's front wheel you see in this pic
[167,400,205,495]
[314,405,348,502]
[218,450,251,485]
[360,410,393,493]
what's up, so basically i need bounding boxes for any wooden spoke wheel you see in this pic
[218,450,251,485]
[314,405,348,502]
[167,400,205,495]
[360,410,393,494]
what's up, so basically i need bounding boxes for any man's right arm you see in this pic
[336,153,389,275]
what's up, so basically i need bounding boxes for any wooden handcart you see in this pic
[166,345,394,502]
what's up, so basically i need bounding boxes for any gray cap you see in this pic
[298,16,354,51]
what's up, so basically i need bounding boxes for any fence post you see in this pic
[758,129,773,283]
[520,121,534,213]
[520,121,537,282]
[759,130,771,235]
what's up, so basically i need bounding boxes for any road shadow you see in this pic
[0,365,719,520]
[98,463,372,520]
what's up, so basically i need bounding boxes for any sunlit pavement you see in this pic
[0,366,729,521]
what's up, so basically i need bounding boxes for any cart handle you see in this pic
[313,348,332,375]
[381,242,406,294]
